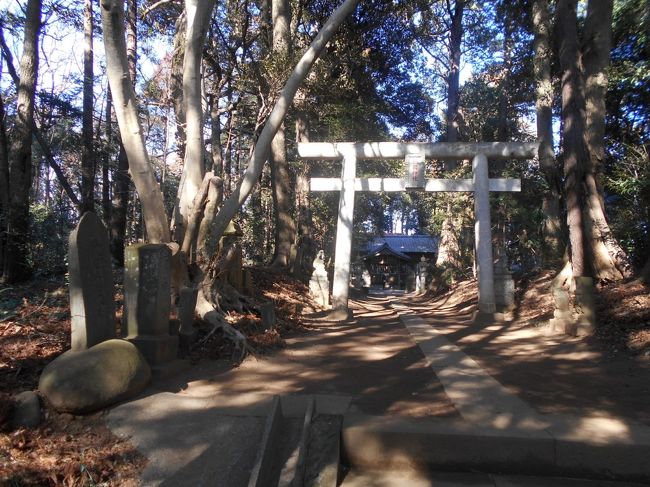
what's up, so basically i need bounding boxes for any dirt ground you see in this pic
[403,272,650,425]
[0,268,310,486]
[1,269,649,484]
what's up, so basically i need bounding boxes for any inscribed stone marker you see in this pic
[124,244,178,365]
[68,212,115,351]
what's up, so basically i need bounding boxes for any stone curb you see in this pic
[248,395,283,487]
[341,414,650,482]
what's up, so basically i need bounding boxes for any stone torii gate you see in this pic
[298,141,538,321]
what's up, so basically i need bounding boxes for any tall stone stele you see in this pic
[124,244,178,366]
[68,212,116,350]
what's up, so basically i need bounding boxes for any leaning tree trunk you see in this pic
[270,0,296,268]
[533,0,563,265]
[581,0,632,280]
[174,0,217,243]
[109,0,136,264]
[81,0,95,214]
[2,0,42,283]
[205,0,362,249]
[101,0,170,243]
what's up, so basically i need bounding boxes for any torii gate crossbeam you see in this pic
[299,142,538,321]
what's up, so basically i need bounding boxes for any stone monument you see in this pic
[68,212,116,351]
[309,250,330,308]
[493,248,515,310]
[176,286,199,357]
[124,244,178,366]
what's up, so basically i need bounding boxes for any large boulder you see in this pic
[39,339,151,414]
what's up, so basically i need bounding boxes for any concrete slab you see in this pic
[107,393,267,486]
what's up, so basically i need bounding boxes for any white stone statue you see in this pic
[362,269,371,288]
[310,250,329,308]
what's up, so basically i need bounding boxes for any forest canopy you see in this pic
[0,0,648,287]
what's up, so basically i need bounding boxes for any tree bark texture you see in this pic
[2,0,42,283]
[100,0,170,243]
[81,0,95,213]
[270,0,296,268]
[206,0,361,251]
[175,0,217,243]
[532,0,563,265]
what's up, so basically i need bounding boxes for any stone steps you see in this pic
[247,395,348,487]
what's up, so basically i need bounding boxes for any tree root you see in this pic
[195,286,254,362]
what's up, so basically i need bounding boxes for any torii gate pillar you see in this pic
[330,148,357,319]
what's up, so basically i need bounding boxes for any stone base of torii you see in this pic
[298,141,539,323]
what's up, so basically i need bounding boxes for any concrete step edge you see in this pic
[342,414,650,483]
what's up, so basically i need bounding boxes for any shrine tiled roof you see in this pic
[365,234,438,255]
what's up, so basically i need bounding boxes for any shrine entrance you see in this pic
[298,141,538,321]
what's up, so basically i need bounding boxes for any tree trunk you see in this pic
[0,94,9,275]
[532,0,563,265]
[269,0,295,268]
[174,0,217,243]
[171,13,187,177]
[210,94,223,179]
[109,0,135,265]
[436,0,465,269]
[581,0,631,280]
[205,0,361,249]
[102,89,112,222]
[445,0,464,146]
[557,0,587,278]
[81,0,95,213]
[293,106,314,277]
[2,0,42,283]
[101,0,170,243]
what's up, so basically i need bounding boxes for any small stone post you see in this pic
[548,286,572,334]
[124,244,178,366]
[493,248,515,310]
[416,256,428,294]
[473,153,496,318]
